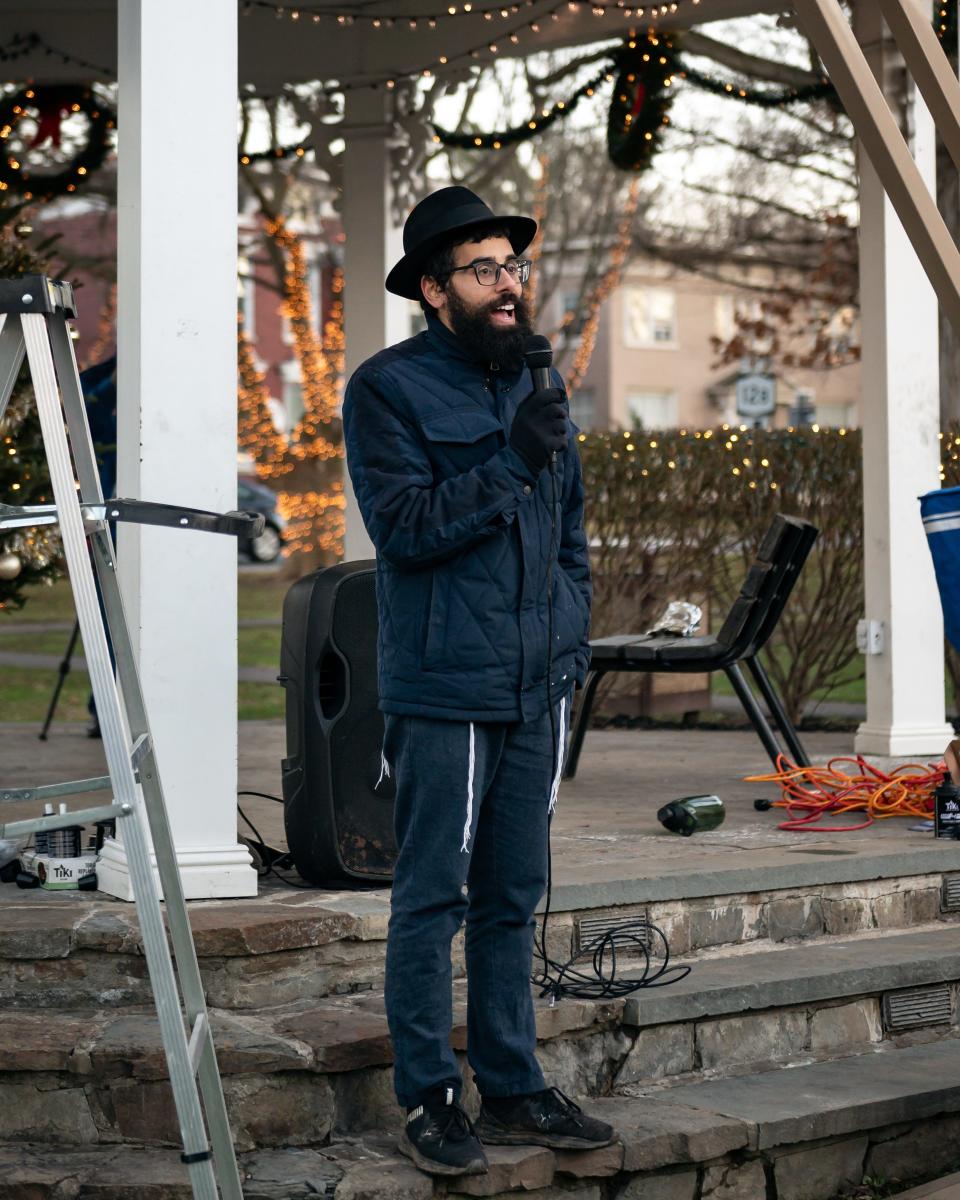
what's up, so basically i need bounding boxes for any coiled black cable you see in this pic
[531,457,690,1002]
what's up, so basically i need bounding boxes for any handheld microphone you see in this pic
[523,334,558,473]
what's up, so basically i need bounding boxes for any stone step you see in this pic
[898,1173,960,1199]
[10,1039,960,1199]
[902,1176,960,1195]
[0,989,626,1151]
[4,858,960,1010]
[614,924,960,1086]
[7,925,960,1155]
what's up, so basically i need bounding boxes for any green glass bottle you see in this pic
[657,795,726,837]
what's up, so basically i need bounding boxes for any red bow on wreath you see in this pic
[28,87,76,149]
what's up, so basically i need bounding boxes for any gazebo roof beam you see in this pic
[0,0,786,92]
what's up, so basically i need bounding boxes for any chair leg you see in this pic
[723,661,785,768]
[563,670,602,780]
[745,656,811,767]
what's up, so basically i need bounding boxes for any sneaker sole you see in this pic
[397,1132,488,1177]
[475,1126,617,1151]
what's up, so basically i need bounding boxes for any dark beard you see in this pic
[445,288,533,372]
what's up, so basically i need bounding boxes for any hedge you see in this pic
[578,424,865,724]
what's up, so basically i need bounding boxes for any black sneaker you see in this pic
[398,1086,489,1177]
[476,1086,616,1150]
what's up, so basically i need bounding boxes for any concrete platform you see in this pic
[3,721,958,910]
[5,723,960,1197]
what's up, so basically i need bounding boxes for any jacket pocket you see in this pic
[423,571,449,670]
[420,409,504,475]
[553,569,589,651]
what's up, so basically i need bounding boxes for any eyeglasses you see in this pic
[442,258,532,287]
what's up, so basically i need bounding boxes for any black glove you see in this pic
[509,387,568,474]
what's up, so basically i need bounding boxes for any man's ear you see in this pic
[421,275,445,312]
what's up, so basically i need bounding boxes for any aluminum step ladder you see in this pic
[0,275,261,1200]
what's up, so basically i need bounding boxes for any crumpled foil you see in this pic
[649,601,703,637]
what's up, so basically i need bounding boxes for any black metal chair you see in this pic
[564,514,819,779]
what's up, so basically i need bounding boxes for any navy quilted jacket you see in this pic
[343,316,591,722]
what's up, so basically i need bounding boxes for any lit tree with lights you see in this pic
[238,96,346,563]
[0,226,62,610]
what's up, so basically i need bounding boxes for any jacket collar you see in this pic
[424,312,525,382]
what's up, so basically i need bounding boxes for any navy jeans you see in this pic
[383,699,569,1108]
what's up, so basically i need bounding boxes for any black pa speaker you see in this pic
[280,560,397,886]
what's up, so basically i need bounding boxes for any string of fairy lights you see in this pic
[244,0,701,92]
[567,177,641,389]
[247,0,697,30]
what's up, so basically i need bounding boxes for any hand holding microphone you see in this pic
[510,335,567,475]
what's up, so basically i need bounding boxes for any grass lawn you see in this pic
[7,572,953,725]
[1,573,292,722]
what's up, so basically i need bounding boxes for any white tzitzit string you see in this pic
[461,722,476,853]
[375,749,390,789]
[548,696,567,814]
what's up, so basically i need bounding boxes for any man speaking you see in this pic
[343,186,611,1178]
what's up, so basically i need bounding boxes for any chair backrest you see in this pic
[716,515,818,658]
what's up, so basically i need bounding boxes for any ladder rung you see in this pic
[1,775,111,805]
[187,1013,209,1077]
[0,802,130,840]
[0,501,107,532]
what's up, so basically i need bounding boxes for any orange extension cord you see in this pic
[744,755,949,832]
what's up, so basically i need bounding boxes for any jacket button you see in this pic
[523,485,532,495]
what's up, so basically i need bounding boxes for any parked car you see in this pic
[238,476,286,563]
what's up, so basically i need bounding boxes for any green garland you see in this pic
[607,33,679,172]
[679,66,835,109]
[432,66,608,151]
[433,2,955,171]
[240,143,310,164]
[0,85,115,203]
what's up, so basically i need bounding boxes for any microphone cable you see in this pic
[530,454,690,1003]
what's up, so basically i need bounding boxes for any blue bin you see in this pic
[921,484,960,651]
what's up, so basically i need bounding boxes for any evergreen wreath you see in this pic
[606,33,679,172]
[0,84,115,203]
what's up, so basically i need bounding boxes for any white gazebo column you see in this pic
[342,90,409,560]
[854,1,955,756]
[100,0,257,899]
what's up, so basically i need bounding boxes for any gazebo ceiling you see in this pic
[3,0,781,92]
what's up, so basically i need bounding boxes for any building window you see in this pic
[569,388,596,430]
[814,400,854,429]
[560,291,585,337]
[714,295,735,345]
[623,288,677,349]
[283,382,303,429]
[626,390,678,430]
[238,256,255,338]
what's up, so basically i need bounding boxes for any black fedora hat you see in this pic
[385,186,537,301]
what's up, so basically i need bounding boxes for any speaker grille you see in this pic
[883,986,952,1033]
